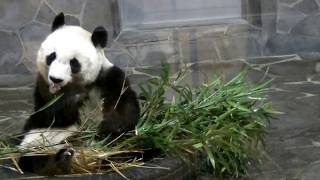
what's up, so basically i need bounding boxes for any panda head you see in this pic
[37,13,113,94]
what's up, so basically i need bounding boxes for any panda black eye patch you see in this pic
[46,52,56,65]
[70,58,81,73]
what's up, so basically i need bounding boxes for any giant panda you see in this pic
[17,13,140,175]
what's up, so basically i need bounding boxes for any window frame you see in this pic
[115,0,262,30]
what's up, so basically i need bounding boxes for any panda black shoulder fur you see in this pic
[18,13,140,175]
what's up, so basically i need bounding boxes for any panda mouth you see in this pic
[49,83,62,94]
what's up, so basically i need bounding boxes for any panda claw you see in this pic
[64,151,72,156]
[56,148,75,162]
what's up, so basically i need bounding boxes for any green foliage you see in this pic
[109,64,274,178]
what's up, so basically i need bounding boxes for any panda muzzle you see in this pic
[49,83,62,94]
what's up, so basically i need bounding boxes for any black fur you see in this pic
[95,66,140,137]
[24,67,139,133]
[19,148,75,175]
[52,13,65,31]
[91,26,108,48]
[46,52,56,65]
[19,74,89,174]
[70,58,81,74]
[19,66,139,174]
[23,74,87,131]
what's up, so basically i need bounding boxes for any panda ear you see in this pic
[52,13,65,32]
[91,26,108,48]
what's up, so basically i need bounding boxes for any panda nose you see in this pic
[49,76,63,83]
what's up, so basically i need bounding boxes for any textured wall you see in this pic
[266,0,320,55]
[0,0,261,85]
[0,0,114,76]
[1,0,320,84]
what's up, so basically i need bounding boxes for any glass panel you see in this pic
[119,0,242,28]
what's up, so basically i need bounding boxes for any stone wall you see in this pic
[0,0,115,76]
[266,0,320,55]
[1,0,320,86]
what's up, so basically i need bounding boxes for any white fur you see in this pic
[37,25,113,91]
[19,126,78,150]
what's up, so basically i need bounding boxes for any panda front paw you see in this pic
[56,147,75,162]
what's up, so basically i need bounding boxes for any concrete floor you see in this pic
[0,54,319,179]
[246,54,320,180]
